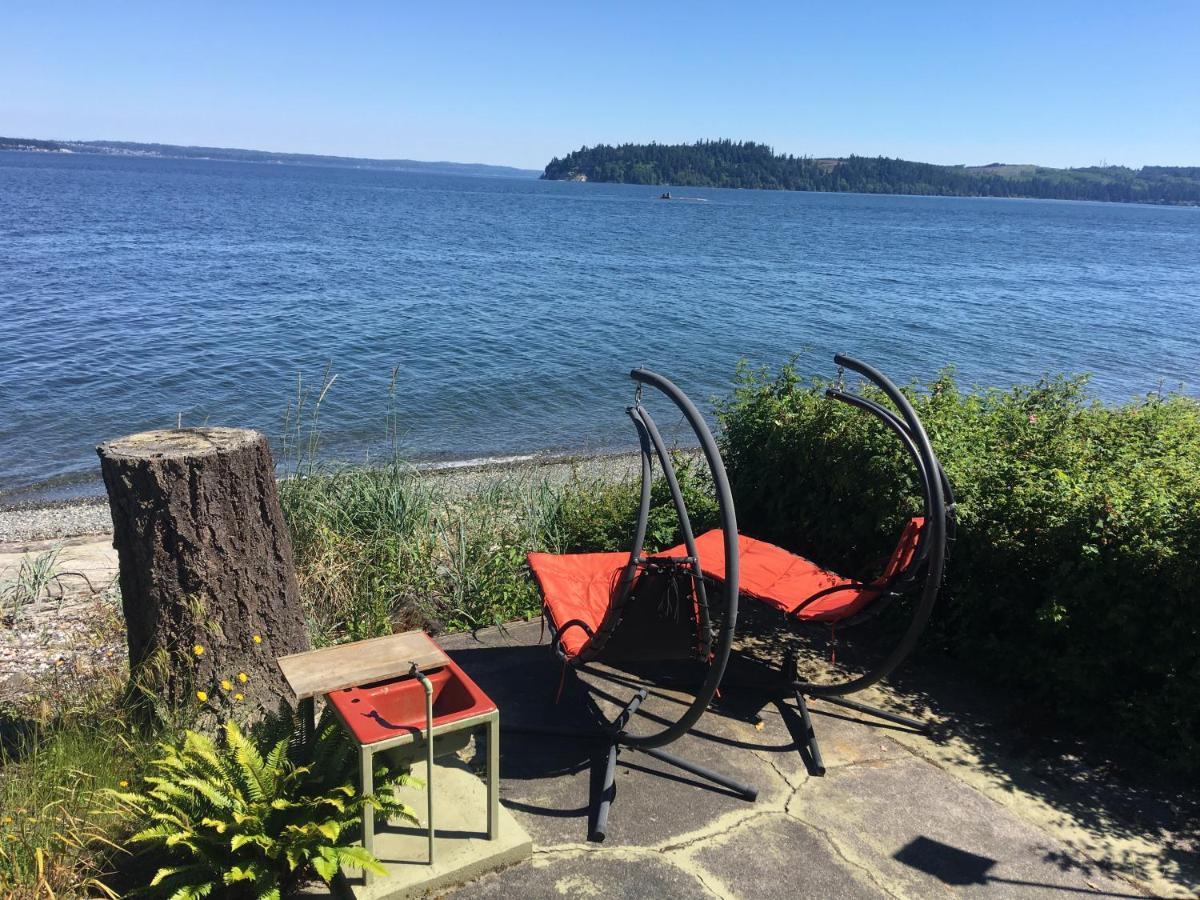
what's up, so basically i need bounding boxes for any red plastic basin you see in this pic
[326,651,496,747]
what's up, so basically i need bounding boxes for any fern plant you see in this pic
[106,718,417,899]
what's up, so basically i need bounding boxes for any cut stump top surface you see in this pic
[276,630,450,701]
[97,427,263,461]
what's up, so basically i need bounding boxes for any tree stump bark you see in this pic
[98,427,310,724]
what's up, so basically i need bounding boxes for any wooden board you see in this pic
[276,629,449,701]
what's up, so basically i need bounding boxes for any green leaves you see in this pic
[109,713,420,897]
[719,364,1200,772]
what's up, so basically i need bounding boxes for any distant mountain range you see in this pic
[0,135,540,178]
[543,140,1200,205]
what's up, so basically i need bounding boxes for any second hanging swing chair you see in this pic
[521,367,757,842]
[658,354,955,773]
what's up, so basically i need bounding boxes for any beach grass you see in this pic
[0,672,151,898]
[276,445,717,645]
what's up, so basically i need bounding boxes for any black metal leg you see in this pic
[590,689,647,841]
[510,685,758,843]
[593,741,620,842]
[631,744,758,800]
[814,694,929,732]
[793,690,826,776]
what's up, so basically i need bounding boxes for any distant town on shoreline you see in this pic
[5,134,1198,205]
[0,135,540,179]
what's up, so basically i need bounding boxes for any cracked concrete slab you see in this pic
[789,755,1146,898]
[449,851,713,899]
[684,812,883,899]
[390,621,1180,898]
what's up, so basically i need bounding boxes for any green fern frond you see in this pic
[176,777,236,810]
[166,883,215,900]
[333,844,388,875]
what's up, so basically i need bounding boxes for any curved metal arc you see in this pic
[799,356,947,697]
[610,408,655,606]
[826,388,956,520]
[623,367,740,749]
[633,404,711,657]
[826,388,938,568]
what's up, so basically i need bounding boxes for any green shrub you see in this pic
[718,362,1200,772]
[106,718,417,898]
[553,453,719,554]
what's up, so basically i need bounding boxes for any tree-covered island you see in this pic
[542,139,1200,204]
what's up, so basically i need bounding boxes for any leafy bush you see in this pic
[552,453,719,554]
[106,718,417,898]
[718,362,1200,772]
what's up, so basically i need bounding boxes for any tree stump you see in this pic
[98,427,310,724]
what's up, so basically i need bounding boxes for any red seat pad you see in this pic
[659,518,924,623]
[527,551,630,658]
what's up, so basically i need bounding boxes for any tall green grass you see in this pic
[279,462,571,640]
[277,451,717,642]
[0,672,156,897]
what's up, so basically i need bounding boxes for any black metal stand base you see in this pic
[717,650,932,776]
[505,687,758,842]
[813,693,929,732]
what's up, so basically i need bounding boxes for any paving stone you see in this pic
[791,756,1147,898]
[445,623,786,849]
[448,851,711,899]
[688,812,882,899]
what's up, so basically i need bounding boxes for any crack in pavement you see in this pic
[785,807,906,900]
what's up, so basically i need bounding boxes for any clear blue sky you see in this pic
[3,1,1197,170]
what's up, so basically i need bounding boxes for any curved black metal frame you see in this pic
[516,367,755,841]
[793,353,951,698]
[721,354,953,776]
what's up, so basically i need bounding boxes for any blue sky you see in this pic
[3,1,1197,170]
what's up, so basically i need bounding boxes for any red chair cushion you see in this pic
[527,551,629,658]
[660,518,924,623]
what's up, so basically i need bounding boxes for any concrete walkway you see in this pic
[433,621,1152,899]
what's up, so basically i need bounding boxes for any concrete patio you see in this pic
[410,620,1154,899]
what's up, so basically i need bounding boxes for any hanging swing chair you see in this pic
[522,367,757,842]
[657,354,955,773]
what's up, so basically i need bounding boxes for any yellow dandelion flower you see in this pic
[252,635,262,644]
[196,690,208,702]
[2,816,12,825]
[237,672,248,683]
[192,644,205,657]
[118,780,129,788]
[234,692,245,702]
[221,679,233,691]
[6,834,16,842]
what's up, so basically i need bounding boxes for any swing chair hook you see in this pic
[633,382,643,408]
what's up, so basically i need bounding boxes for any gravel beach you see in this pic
[0,451,646,544]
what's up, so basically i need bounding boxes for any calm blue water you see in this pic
[1,151,1197,501]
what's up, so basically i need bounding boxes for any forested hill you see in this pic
[542,140,1200,205]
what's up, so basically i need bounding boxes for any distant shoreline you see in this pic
[0,136,540,179]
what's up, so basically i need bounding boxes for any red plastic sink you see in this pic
[326,653,496,748]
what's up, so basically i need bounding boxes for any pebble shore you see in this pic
[0,451,646,545]
[0,497,113,544]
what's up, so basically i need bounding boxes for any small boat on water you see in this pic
[658,191,708,203]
